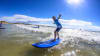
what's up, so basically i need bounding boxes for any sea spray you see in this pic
[15,24,100,56]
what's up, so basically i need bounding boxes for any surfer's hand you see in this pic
[59,14,61,17]
[58,14,62,19]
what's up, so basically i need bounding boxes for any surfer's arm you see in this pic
[57,14,62,20]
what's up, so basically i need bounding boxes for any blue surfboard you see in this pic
[32,38,61,48]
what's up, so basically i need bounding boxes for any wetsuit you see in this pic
[54,19,62,32]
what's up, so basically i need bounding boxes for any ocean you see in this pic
[0,24,100,56]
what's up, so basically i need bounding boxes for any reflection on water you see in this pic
[0,24,100,56]
[0,24,51,56]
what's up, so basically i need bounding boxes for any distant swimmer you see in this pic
[0,21,2,27]
[37,25,39,28]
[0,23,1,27]
[52,14,62,41]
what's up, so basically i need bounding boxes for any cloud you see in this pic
[0,14,100,31]
[0,14,52,22]
[60,19,100,31]
[60,19,92,26]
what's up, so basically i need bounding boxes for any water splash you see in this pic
[15,24,100,48]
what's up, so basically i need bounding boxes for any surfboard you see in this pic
[32,38,60,48]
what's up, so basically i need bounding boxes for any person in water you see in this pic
[52,14,62,41]
[0,21,2,27]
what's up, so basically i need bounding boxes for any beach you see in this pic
[0,24,100,56]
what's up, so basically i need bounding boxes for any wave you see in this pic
[15,24,100,47]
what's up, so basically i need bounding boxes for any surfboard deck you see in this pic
[32,38,60,48]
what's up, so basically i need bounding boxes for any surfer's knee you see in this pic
[54,31,56,33]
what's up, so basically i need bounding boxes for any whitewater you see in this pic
[15,24,100,56]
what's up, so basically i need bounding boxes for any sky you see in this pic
[0,0,100,30]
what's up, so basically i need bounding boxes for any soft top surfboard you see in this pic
[32,38,60,48]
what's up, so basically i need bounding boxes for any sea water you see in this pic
[0,24,100,56]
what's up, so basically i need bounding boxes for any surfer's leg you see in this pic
[54,30,56,40]
[55,28,59,39]
[53,28,59,41]
[57,32,59,39]
[56,26,62,39]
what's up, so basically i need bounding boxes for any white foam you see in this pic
[61,51,76,56]
[15,24,54,33]
[61,29,100,42]
[15,24,100,43]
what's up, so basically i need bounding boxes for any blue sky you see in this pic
[0,0,100,30]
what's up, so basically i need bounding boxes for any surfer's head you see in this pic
[52,16,56,20]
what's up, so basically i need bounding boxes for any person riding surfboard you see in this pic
[52,14,62,41]
[32,14,62,48]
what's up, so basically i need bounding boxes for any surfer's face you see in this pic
[52,16,56,20]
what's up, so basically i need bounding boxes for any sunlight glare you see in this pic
[66,0,83,5]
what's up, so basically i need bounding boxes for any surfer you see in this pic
[52,14,62,41]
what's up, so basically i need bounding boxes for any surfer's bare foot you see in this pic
[51,39,56,42]
[58,37,60,39]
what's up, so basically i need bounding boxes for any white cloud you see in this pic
[60,19,100,31]
[0,14,52,23]
[60,19,92,26]
[0,14,100,31]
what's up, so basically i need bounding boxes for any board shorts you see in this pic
[56,26,62,32]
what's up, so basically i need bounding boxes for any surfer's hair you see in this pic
[52,16,56,19]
